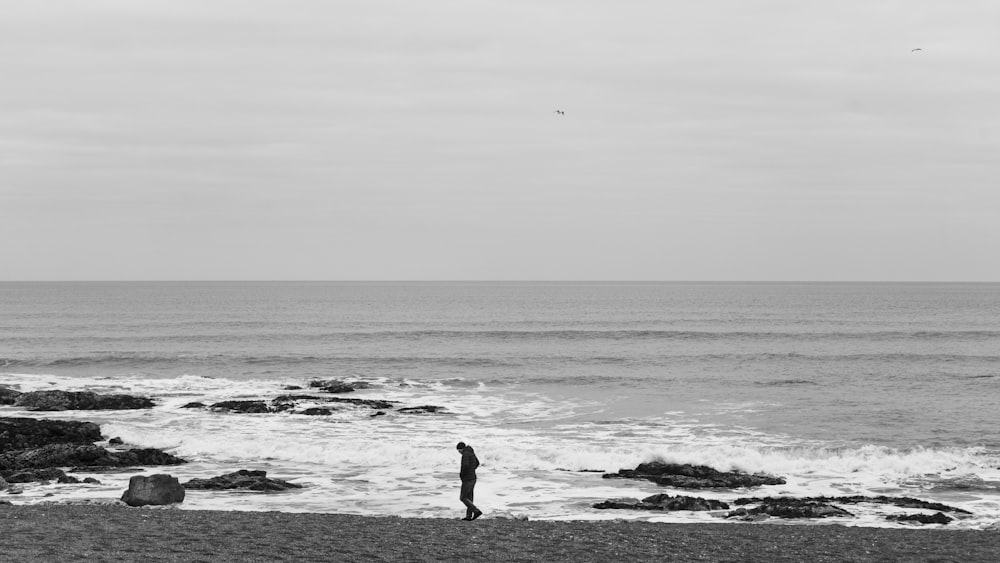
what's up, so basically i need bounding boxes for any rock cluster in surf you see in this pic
[602,461,786,489]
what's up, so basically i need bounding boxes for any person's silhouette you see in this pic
[456,442,482,520]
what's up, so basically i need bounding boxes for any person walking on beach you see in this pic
[456,442,482,520]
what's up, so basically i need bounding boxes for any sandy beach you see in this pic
[2,504,998,562]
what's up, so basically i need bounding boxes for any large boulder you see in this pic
[0,443,186,470]
[1,417,103,451]
[14,391,154,411]
[603,461,785,489]
[183,469,302,491]
[121,474,185,507]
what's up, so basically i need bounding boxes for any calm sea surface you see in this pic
[2,282,999,526]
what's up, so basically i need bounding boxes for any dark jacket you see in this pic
[460,446,480,481]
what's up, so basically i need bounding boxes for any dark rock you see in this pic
[603,461,786,489]
[209,400,272,414]
[108,437,124,445]
[325,397,397,410]
[58,475,81,484]
[1,468,69,483]
[183,469,303,491]
[728,498,853,519]
[594,494,729,512]
[83,477,101,484]
[283,385,303,390]
[0,444,186,471]
[887,512,953,525]
[733,495,971,515]
[121,474,185,507]
[180,402,206,409]
[1,417,103,451]
[308,379,356,393]
[0,387,22,405]
[14,391,154,411]
[273,395,323,402]
[299,408,334,416]
[397,405,447,414]
[370,411,386,418]
[70,466,145,474]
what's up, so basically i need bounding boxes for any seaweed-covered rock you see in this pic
[14,391,154,411]
[121,474,185,507]
[209,400,272,414]
[594,494,729,512]
[180,402,206,409]
[887,512,953,525]
[0,417,103,451]
[0,387,22,405]
[183,469,302,491]
[603,461,785,489]
[0,444,186,470]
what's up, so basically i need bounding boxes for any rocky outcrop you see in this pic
[325,397,397,410]
[57,474,101,485]
[299,408,334,416]
[183,469,302,491]
[603,462,786,489]
[0,387,22,405]
[0,443,186,471]
[1,417,103,450]
[1,467,69,483]
[308,379,369,394]
[14,391,154,411]
[594,494,729,512]
[727,499,853,520]
[209,400,272,414]
[887,512,953,524]
[733,496,971,515]
[180,402,205,409]
[121,474,185,507]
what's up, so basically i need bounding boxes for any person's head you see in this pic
[456,442,466,452]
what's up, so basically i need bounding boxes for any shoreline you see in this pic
[2,504,998,562]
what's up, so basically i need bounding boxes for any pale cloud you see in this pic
[1,1,998,280]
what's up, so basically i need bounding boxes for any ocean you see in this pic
[2,281,998,527]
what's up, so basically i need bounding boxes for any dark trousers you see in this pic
[460,479,479,518]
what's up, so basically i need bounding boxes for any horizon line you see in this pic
[1,279,997,284]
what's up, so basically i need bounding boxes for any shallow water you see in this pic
[2,282,999,527]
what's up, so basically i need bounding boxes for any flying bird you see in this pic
[554,110,565,115]
[911,48,922,52]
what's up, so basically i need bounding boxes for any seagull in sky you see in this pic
[911,48,922,52]
[554,110,565,115]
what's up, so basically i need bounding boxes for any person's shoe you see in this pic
[472,511,483,520]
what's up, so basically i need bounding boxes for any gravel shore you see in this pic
[2,504,998,562]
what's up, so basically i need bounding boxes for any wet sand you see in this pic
[2,504,998,562]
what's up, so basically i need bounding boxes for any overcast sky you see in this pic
[2,1,998,281]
